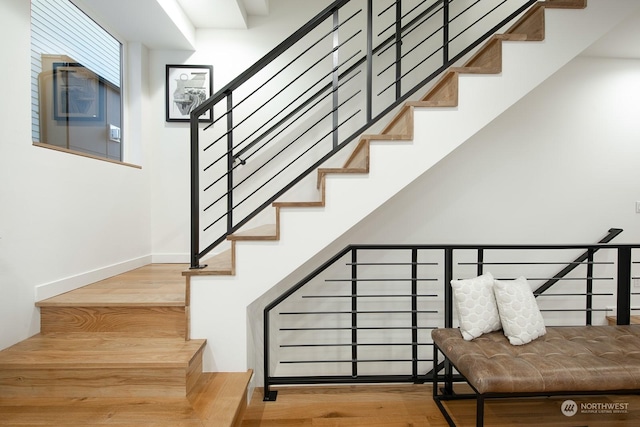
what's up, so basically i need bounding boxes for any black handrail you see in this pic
[533,227,623,295]
[189,0,539,268]
[262,238,638,400]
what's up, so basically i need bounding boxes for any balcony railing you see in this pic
[262,238,639,400]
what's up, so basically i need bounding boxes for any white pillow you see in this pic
[493,276,546,345]
[451,272,502,340]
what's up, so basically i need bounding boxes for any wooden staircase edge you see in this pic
[189,369,253,427]
[188,0,582,282]
[543,0,587,9]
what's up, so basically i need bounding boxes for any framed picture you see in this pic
[166,64,213,122]
[53,62,104,121]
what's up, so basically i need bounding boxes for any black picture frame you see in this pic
[53,62,105,121]
[165,64,213,122]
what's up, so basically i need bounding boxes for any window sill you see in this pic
[33,142,142,169]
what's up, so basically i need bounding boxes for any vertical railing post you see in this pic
[617,246,632,325]
[262,308,277,401]
[366,0,373,123]
[394,0,402,100]
[586,249,594,325]
[351,247,358,378]
[444,247,453,328]
[443,248,454,395]
[190,113,202,269]
[411,248,419,381]
[332,8,340,149]
[477,248,484,277]
[442,0,449,65]
[226,92,234,234]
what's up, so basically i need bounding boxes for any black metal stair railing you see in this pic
[189,0,539,268]
[262,236,640,400]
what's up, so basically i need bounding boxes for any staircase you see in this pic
[0,264,251,426]
[187,0,640,376]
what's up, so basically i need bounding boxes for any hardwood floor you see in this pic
[0,371,252,426]
[242,384,640,426]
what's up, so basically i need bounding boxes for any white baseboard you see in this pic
[35,255,153,302]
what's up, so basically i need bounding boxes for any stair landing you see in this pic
[1,263,252,426]
[37,263,187,307]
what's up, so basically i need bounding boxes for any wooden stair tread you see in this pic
[0,333,205,368]
[273,200,324,208]
[184,248,235,276]
[228,224,278,240]
[37,264,187,307]
[544,0,587,9]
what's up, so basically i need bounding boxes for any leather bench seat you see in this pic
[432,325,640,394]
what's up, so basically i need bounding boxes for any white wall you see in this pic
[0,0,153,351]
[347,56,640,246]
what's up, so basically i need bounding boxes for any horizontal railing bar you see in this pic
[539,309,610,312]
[280,326,437,331]
[324,278,438,282]
[345,244,635,250]
[283,359,433,364]
[460,261,614,265]
[267,374,431,385]
[302,294,438,298]
[280,342,433,347]
[280,311,438,316]
[534,293,613,297]
[497,277,614,281]
[346,262,439,266]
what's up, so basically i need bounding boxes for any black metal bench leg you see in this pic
[477,394,484,427]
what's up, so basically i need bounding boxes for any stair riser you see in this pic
[0,363,202,399]
[40,307,187,338]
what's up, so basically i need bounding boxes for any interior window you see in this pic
[31,0,123,161]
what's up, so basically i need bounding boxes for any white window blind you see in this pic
[31,0,121,142]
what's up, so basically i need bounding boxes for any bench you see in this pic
[432,325,640,426]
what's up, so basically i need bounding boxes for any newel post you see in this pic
[616,246,632,325]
